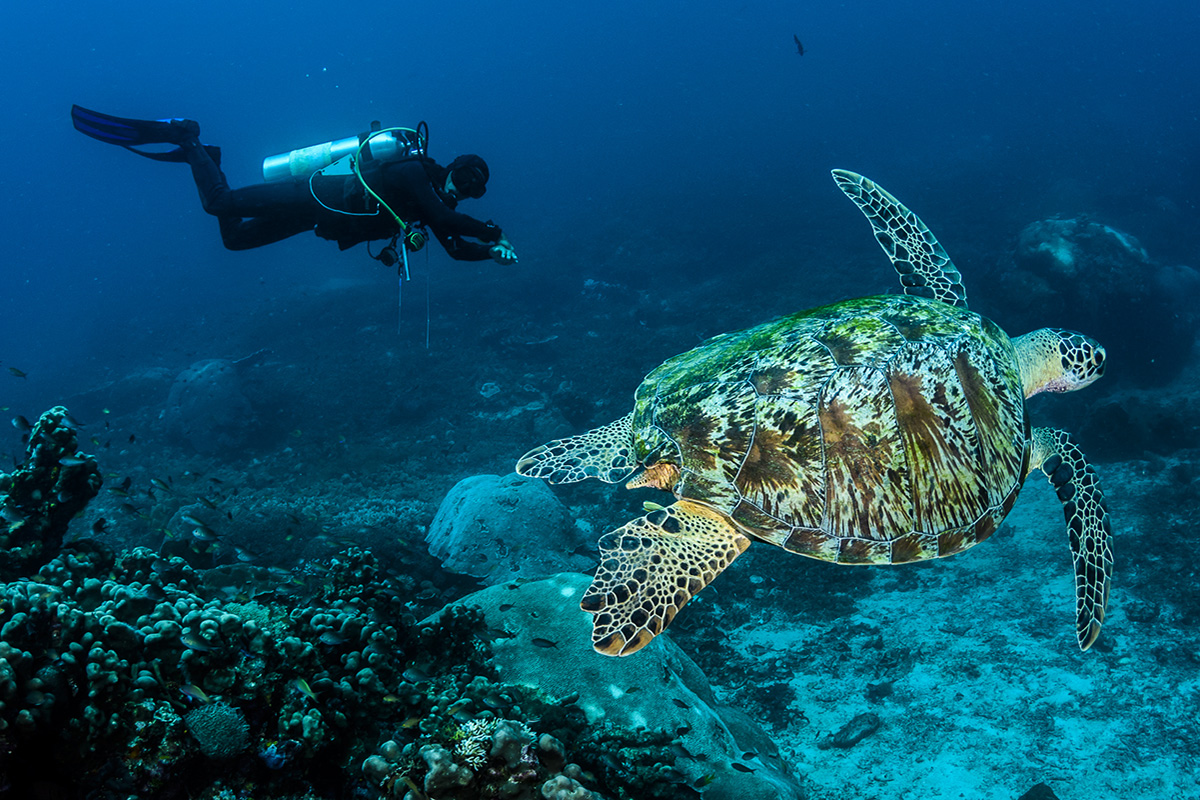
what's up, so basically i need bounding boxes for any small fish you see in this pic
[11,416,31,432]
[671,698,691,710]
[480,627,516,645]
[793,34,805,56]
[108,487,129,498]
[91,517,109,534]
[128,434,136,443]
[731,762,755,774]
[291,678,318,702]
[415,588,438,601]
[120,476,132,493]
[62,412,84,429]
[382,694,402,704]
[197,496,219,509]
[693,774,717,789]
[191,526,219,543]
[58,456,89,467]
[402,665,430,683]
[498,603,514,612]
[668,743,693,760]
[119,502,140,515]
[643,501,668,512]
[400,716,423,729]
[1,505,24,524]
[318,631,348,646]
[180,512,207,527]
[150,478,173,494]
[531,638,558,649]
[8,367,27,379]
[179,684,211,704]
[232,546,258,563]
[179,632,212,652]
[624,686,640,695]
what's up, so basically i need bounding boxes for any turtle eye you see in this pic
[641,443,666,465]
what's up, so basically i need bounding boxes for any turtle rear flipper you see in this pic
[581,500,750,656]
[832,169,968,308]
[1030,427,1114,650]
[515,413,636,485]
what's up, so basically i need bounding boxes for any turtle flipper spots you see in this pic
[515,413,636,484]
[581,500,750,656]
[1029,427,1113,651]
[832,169,968,309]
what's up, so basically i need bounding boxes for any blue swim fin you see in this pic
[71,104,199,148]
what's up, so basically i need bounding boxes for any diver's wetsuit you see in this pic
[181,140,502,257]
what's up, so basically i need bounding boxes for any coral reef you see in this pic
[0,542,467,796]
[0,406,101,579]
[0,535,803,799]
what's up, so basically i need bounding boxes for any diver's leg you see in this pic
[217,216,316,251]
[179,138,241,216]
[178,139,316,249]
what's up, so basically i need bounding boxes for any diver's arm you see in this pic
[394,161,502,242]
[431,229,496,261]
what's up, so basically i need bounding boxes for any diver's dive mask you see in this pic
[447,154,489,199]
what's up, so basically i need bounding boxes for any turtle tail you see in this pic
[515,412,637,485]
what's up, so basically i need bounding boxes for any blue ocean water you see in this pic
[1,1,1199,798]
[2,0,1196,391]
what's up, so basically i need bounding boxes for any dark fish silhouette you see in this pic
[793,34,805,56]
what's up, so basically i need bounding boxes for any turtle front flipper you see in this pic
[1029,427,1114,651]
[515,413,636,485]
[831,169,968,308]
[581,500,750,656]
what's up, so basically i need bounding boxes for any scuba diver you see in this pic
[70,105,518,267]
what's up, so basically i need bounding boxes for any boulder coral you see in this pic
[426,474,595,584]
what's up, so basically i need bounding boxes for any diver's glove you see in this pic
[490,237,518,265]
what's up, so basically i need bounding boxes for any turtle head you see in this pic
[1014,327,1106,399]
[625,440,682,491]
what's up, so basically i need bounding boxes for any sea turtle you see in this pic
[517,171,1113,657]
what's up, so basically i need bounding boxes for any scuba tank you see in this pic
[261,121,426,182]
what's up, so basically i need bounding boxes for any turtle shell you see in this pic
[630,294,1030,564]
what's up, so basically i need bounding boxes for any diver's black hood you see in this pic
[446,154,489,198]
